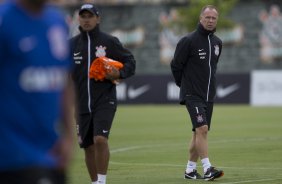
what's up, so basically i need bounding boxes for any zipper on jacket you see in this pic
[206,34,212,102]
[87,32,92,113]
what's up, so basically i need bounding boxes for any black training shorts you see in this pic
[76,98,117,148]
[0,167,65,184]
[185,95,214,131]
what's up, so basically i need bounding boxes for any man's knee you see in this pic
[94,135,108,146]
[196,125,208,135]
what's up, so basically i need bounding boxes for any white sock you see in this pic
[185,160,197,173]
[92,182,97,184]
[201,158,212,173]
[97,174,107,184]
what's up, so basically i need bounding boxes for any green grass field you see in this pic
[68,105,282,184]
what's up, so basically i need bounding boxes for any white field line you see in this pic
[109,161,282,170]
[218,178,282,184]
[111,136,282,154]
[111,145,169,153]
[109,161,282,183]
[209,137,282,144]
[110,137,282,170]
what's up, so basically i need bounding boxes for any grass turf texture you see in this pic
[68,105,282,184]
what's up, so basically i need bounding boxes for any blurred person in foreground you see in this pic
[171,5,224,181]
[0,0,74,183]
[70,3,136,184]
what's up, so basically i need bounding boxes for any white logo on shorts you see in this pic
[103,130,109,133]
[196,114,204,123]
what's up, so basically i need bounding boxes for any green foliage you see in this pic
[177,0,238,31]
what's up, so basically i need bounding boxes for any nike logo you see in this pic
[198,49,204,52]
[102,130,108,133]
[128,85,150,99]
[186,175,197,179]
[205,173,212,177]
[217,83,240,98]
[73,52,80,56]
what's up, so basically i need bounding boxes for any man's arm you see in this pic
[51,78,75,170]
[110,37,136,79]
[170,36,190,87]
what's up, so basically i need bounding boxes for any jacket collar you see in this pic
[197,23,216,36]
[79,25,100,39]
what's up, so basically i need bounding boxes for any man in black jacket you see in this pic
[70,3,136,184]
[171,5,223,181]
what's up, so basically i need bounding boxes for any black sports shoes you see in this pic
[203,167,224,181]
[184,169,203,179]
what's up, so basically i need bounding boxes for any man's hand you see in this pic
[89,56,123,82]
[50,135,74,170]
[105,65,120,81]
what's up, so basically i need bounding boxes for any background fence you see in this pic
[65,0,282,105]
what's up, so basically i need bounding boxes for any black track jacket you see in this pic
[71,26,136,114]
[171,23,222,104]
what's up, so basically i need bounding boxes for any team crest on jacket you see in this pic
[95,45,107,57]
[214,45,219,56]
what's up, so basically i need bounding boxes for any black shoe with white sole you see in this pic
[184,169,203,179]
[203,167,224,181]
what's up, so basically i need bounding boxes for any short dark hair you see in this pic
[200,5,219,15]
